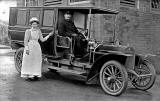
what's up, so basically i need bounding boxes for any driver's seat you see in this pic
[57,35,71,49]
[54,33,74,59]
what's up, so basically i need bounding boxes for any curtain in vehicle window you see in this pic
[43,10,55,27]
[29,10,41,22]
[17,9,27,25]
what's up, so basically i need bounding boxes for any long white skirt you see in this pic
[21,40,42,78]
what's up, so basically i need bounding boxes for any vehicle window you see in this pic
[29,10,41,20]
[17,9,27,25]
[73,12,86,29]
[43,10,55,27]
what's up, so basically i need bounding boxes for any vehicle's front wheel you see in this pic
[99,61,128,96]
[132,60,156,90]
[14,47,24,73]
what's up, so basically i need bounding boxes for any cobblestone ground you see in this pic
[0,46,160,101]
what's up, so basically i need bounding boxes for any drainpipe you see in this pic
[113,14,118,43]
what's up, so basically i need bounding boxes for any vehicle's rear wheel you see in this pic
[99,61,128,96]
[132,60,156,90]
[14,47,24,73]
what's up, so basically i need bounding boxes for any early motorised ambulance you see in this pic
[8,6,156,96]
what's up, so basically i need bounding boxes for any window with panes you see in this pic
[25,0,39,6]
[120,0,136,7]
[17,9,27,25]
[43,0,62,6]
[43,10,55,27]
[151,0,160,9]
[70,0,89,3]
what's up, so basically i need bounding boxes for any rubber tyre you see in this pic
[132,60,156,90]
[14,47,24,73]
[99,60,128,96]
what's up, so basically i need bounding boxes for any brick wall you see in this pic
[116,1,160,55]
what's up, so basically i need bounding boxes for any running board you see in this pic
[47,59,91,69]
[48,65,87,75]
[42,54,61,60]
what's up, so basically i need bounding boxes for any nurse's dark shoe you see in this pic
[33,76,40,81]
[27,77,35,81]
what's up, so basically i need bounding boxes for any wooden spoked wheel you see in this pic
[99,61,128,96]
[14,48,24,73]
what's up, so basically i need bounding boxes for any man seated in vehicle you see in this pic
[58,11,87,58]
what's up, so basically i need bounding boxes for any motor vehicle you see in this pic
[8,6,156,96]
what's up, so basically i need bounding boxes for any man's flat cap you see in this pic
[64,11,72,15]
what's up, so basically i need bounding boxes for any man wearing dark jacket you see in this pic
[58,11,87,58]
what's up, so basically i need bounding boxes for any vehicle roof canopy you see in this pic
[11,6,119,14]
[57,6,119,14]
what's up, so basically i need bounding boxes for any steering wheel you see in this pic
[78,29,88,41]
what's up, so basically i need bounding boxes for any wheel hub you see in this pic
[108,75,116,82]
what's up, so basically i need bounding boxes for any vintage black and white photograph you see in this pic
[0,0,160,101]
